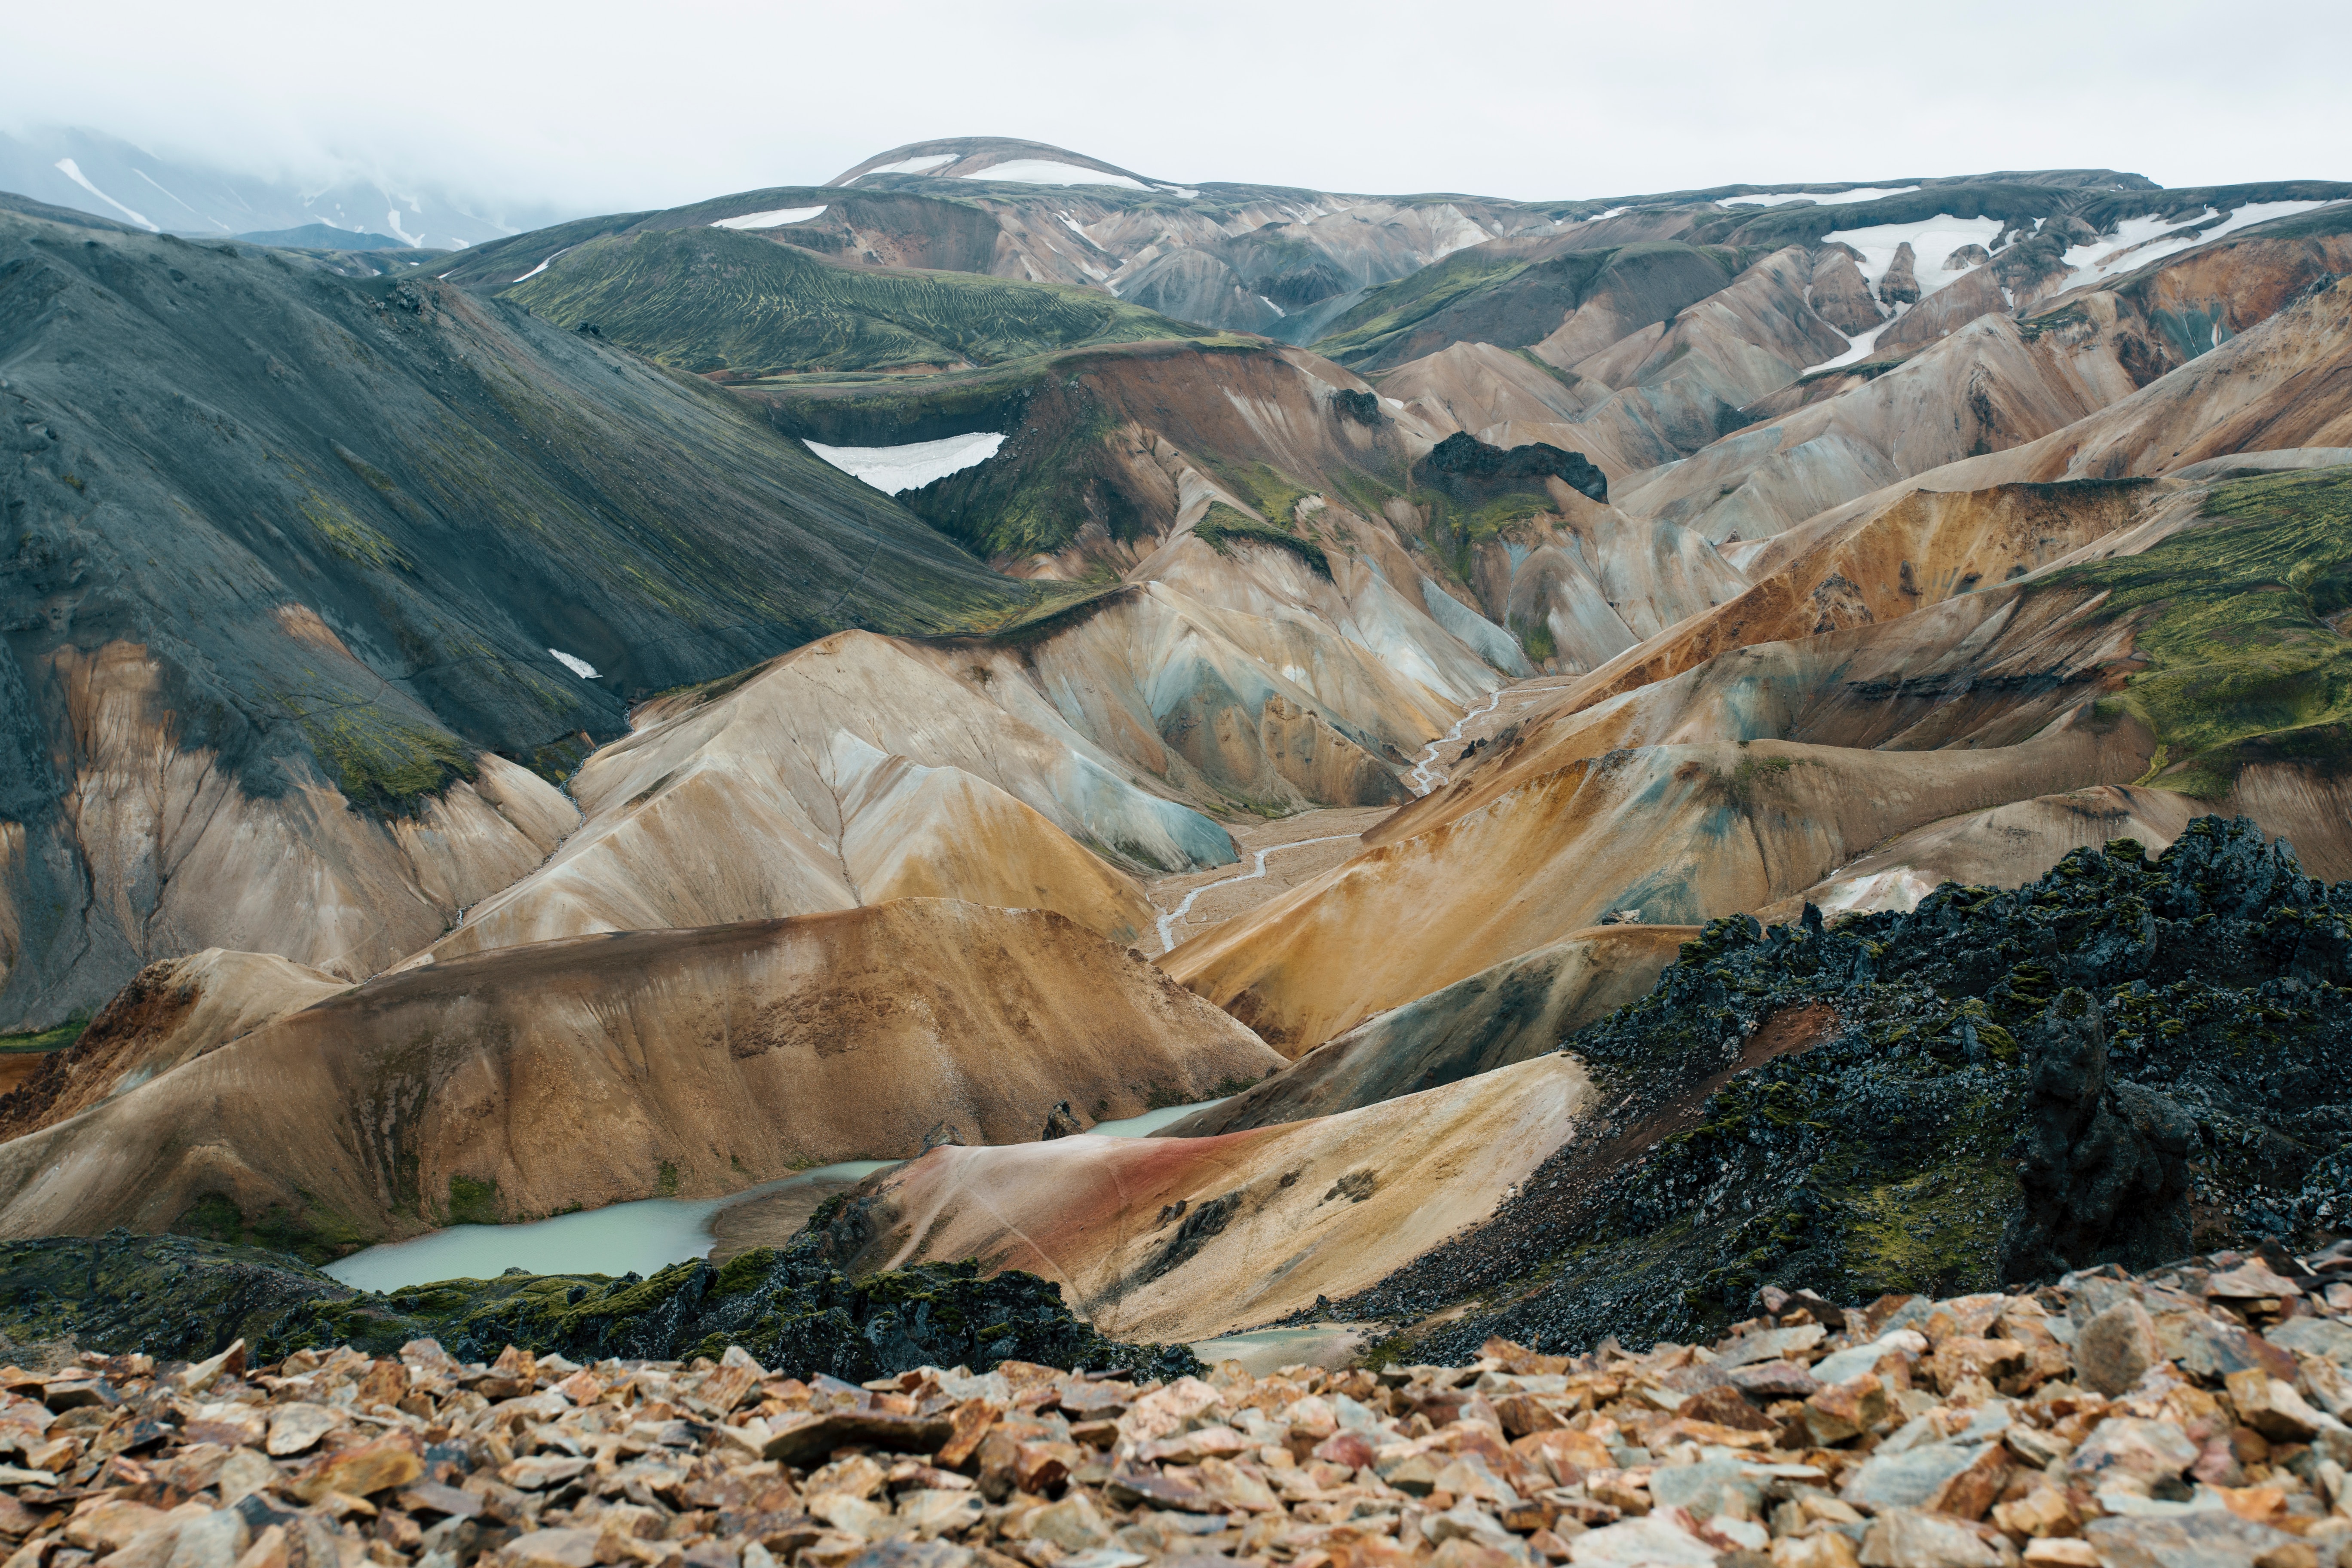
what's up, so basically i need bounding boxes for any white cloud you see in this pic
[3,1,2345,215]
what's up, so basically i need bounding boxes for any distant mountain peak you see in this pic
[826,137,1167,192]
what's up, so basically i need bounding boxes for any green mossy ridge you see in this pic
[508,228,1208,379]
[1312,242,1749,371]
[0,1232,1201,1384]
[1351,818,2352,1360]
[2051,465,2352,796]
[0,1014,88,1056]
[1193,504,1331,579]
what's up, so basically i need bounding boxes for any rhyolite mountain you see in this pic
[0,134,2346,1370]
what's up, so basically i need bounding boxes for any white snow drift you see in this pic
[962,160,1148,191]
[711,205,828,230]
[803,432,1006,495]
[1719,185,1920,207]
[855,154,956,179]
[1822,214,2006,304]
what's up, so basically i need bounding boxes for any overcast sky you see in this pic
[8,0,2349,213]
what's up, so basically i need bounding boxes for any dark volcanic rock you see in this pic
[1879,241,1921,304]
[1415,431,1608,503]
[0,1231,1200,1382]
[1336,817,2352,1360]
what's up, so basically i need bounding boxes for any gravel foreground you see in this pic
[0,1246,2348,1568]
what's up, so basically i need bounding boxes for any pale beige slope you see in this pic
[1166,712,2152,1054]
[1613,309,2133,542]
[0,900,1284,1244]
[0,948,347,1140]
[1380,342,1605,437]
[836,1053,1592,1343]
[9,641,578,1000]
[426,631,1196,962]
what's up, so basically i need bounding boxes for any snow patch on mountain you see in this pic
[2053,201,2340,294]
[963,160,1148,191]
[711,205,828,230]
[1804,308,1909,374]
[804,432,1006,494]
[53,158,156,230]
[549,650,599,679]
[857,154,957,179]
[1720,185,1920,207]
[1822,214,2005,303]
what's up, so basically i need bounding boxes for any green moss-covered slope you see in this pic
[507,227,1208,378]
[2055,466,2352,796]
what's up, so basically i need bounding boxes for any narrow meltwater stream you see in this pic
[1155,834,1361,954]
[1407,688,1504,794]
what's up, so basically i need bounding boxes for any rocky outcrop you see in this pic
[1416,432,1608,503]
[2003,987,2195,1282]
[1810,246,1886,335]
[1878,241,1921,305]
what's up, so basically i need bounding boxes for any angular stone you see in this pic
[1567,1516,1719,1568]
[1813,1334,1927,1388]
[1678,1387,1777,1433]
[2264,1316,2352,1367]
[1649,1460,1761,1522]
[2003,1424,2073,1470]
[2062,1417,2199,1492]
[501,1528,601,1568]
[176,1343,245,1396]
[500,1455,590,1491]
[1805,1375,1890,1446]
[2222,1372,2325,1443]
[262,1404,339,1458]
[1925,1339,2027,1395]
[287,1433,423,1502]
[2206,1265,2303,1301]
[2154,1311,2297,1385]
[2019,1543,2097,1568]
[762,1412,953,1467]
[1195,1457,1280,1513]
[1728,1363,1819,1401]
[1858,1509,2000,1568]
[1715,1327,1827,1370]
[2073,1300,2159,1396]
[161,1510,248,1568]
[1921,1443,2012,1521]
[1772,1536,1859,1568]
[2083,1510,2300,1568]
[1026,1494,1110,1551]
[1842,1442,1998,1513]
[896,1491,984,1543]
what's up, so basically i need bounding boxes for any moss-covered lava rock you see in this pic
[0,1232,1200,1382]
[1344,815,2351,1359]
